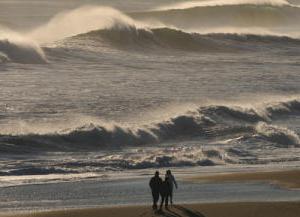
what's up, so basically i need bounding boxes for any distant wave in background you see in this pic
[1,0,300,63]
[132,1,300,32]
[156,0,291,10]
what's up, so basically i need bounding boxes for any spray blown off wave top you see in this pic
[1,1,300,63]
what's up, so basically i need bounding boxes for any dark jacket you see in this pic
[149,176,162,192]
[160,178,171,196]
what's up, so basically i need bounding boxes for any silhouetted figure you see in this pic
[149,171,162,210]
[159,176,172,210]
[165,170,178,205]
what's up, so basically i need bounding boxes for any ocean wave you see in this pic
[0,167,77,176]
[0,113,211,153]
[0,52,9,63]
[157,0,291,10]
[132,3,300,31]
[57,147,222,171]
[201,98,300,122]
[2,3,300,62]
[0,98,299,153]
[28,6,143,43]
[67,26,300,53]
[255,122,300,146]
[28,4,300,47]
[0,34,47,64]
[71,27,228,51]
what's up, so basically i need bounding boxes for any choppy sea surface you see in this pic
[0,0,300,187]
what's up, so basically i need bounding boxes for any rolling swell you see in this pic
[74,27,228,51]
[69,26,300,52]
[0,98,299,154]
[131,4,300,30]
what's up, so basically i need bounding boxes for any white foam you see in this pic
[157,0,291,10]
[255,122,300,146]
[0,29,47,63]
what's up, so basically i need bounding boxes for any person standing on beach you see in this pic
[159,176,172,210]
[149,171,162,210]
[165,170,178,205]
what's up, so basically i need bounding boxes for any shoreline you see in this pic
[187,169,300,189]
[1,168,300,215]
[1,202,300,217]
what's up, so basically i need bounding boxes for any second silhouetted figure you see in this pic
[159,176,172,210]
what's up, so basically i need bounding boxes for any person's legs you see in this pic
[153,191,159,209]
[160,195,165,210]
[152,191,158,209]
[170,189,173,205]
[165,194,169,208]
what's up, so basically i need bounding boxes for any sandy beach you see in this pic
[1,169,299,217]
[1,202,300,217]
[189,169,300,189]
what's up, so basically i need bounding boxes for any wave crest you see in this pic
[29,6,143,43]
[0,32,47,64]
[69,26,300,53]
[132,3,300,33]
[157,0,291,10]
[0,98,299,153]
[255,122,300,146]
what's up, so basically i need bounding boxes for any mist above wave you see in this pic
[29,6,144,44]
[0,98,299,154]
[1,1,300,64]
[0,30,47,64]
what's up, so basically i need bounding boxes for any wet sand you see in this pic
[189,169,300,189]
[1,202,300,217]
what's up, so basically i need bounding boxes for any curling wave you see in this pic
[2,2,300,63]
[255,122,300,146]
[0,98,299,154]
[29,3,300,47]
[0,34,47,64]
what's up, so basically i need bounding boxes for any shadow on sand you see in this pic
[154,205,206,217]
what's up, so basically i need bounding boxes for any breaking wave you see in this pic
[2,2,300,61]
[255,122,300,146]
[0,98,299,154]
[28,6,143,43]
[0,167,76,176]
[0,32,47,64]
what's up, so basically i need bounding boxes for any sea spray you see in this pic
[29,6,145,43]
[255,122,300,146]
[0,30,47,64]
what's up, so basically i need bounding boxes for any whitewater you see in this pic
[0,0,300,187]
